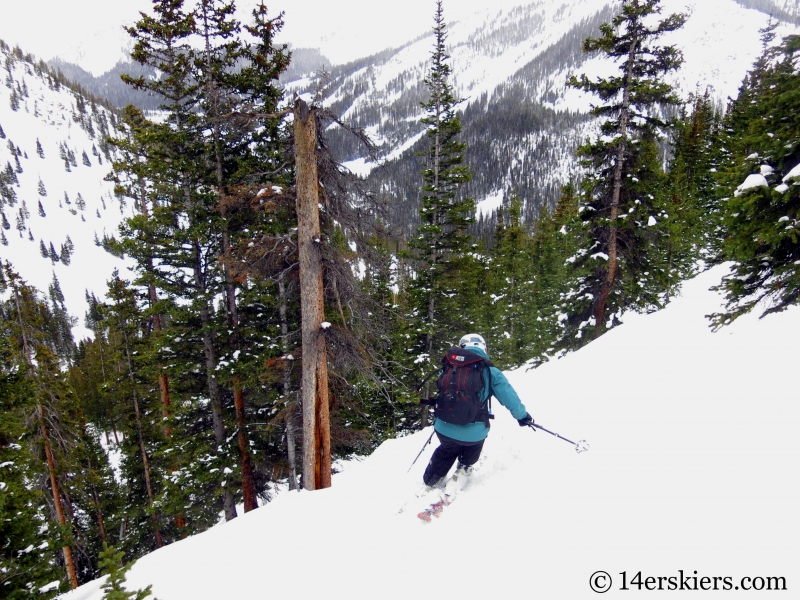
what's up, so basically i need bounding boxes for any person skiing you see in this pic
[422,333,533,487]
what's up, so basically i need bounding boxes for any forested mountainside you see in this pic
[0,41,130,336]
[44,0,795,236]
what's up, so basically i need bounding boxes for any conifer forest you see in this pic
[1,0,799,596]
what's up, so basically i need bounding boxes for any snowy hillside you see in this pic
[60,264,799,599]
[0,44,131,338]
[300,0,795,163]
[282,0,800,229]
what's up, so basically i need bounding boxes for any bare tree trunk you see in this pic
[594,29,638,332]
[279,271,299,491]
[294,99,331,491]
[38,404,79,589]
[233,379,257,511]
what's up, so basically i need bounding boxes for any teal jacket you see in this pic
[433,347,528,443]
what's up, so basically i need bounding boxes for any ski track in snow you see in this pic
[59,265,800,600]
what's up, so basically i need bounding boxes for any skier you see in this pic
[423,333,533,487]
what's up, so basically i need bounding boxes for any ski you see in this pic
[417,495,452,522]
[415,467,472,522]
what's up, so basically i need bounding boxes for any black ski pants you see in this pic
[422,432,485,486]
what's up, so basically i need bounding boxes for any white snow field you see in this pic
[61,264,799,600]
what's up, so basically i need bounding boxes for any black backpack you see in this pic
[434,347,493,426]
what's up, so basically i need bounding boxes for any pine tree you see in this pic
[100,274,165,551]
[36,138,44,158]
[663,91,723,292]
[0,352,65,599]
[484,194,536,367]
[406,0,475,387]
[38,199,46,217]
[39,239,48,258]
[76,193,86,211]
[15,211,24,237]
[711,32,800,325]
[565,0,686,337]
[38,177,46,196]
[60,240,72,265]
[97,545,152,600]
[82,150,91,166]
[9,87,19,111]
[0,266,81,589]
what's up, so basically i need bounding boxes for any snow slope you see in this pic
[0,48,132,339]
[61,264,799,600]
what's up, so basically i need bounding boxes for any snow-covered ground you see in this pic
[61,264,799,600]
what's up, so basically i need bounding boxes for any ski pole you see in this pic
[407,428,435,472]
[528,422,589,453]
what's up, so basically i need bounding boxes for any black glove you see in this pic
[518,413,534,427]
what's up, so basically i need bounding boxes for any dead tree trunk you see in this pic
[294,99,331,491]
[38,404,79,589]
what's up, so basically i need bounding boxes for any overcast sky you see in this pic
[0,0,525,75]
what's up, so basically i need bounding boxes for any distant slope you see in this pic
[284,0,798,231]
[0,43,131,339]
[58,264,800,600]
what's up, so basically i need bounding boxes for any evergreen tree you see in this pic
[406,0,475,389]
[38,199,46,217]
[663,91,723,289]
[82,150,91,167]
[0,345,64,599]
[37,138,45,158]
[15,211,24,237]
[565,0,686,338]
[483,194,537,367]
[0,265,81,589]
[711,33,800,325]
[97,545,152,600]
[38,177,46,196]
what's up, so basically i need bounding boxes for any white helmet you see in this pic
[459,333,487,353]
